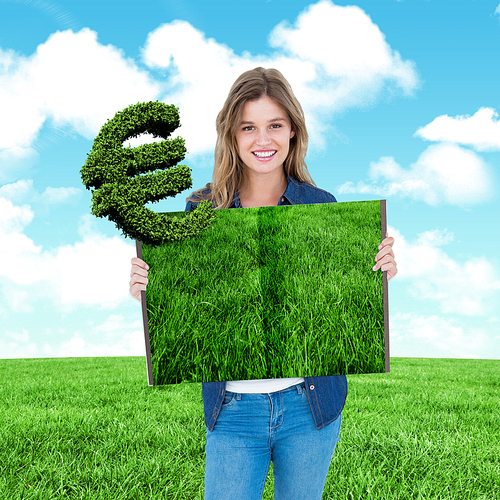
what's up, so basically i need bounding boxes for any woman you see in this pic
[130,67,397,499]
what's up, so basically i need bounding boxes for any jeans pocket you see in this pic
[221,391,235,408]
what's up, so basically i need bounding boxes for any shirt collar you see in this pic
[231,174,296,208]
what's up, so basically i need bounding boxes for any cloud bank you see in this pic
[0,199,136,311]
[0,29,160,182]
[0,179,82,205]
[390,312,492,359]
[389,226,500,317]
[0,1,420,181]
[414,108,500,152]
[338,143,495,207]
[387,225,500,359]
[141,0,420,154]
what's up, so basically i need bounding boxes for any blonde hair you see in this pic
[186,67,316,209]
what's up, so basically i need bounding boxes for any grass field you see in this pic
[0,356,498,499]
[142,200,386,384]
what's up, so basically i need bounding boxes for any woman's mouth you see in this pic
[252,150,277,158]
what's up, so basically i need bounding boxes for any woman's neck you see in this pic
[238,169,288,208]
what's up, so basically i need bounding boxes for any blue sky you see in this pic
[1,0,499,361]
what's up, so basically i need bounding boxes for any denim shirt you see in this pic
[185,175,348,431]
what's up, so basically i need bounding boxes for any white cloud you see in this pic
[32,29,160,136]
[0,200,137,310]
[338,143,495,207]
[0,147,39,184]
[0,47,16,72]
[142,20,270,155]
[0,179,82,205]
[58,215,136,310]
[43,315,145,358]
[0,28,161,181]
[4,329,30,343]
[0,197,34,234]
[141,1,419,155]
[389,226,500,316]
[414,228,454,247]
[0,314,145,359]
[390,312,493,359]
[414,108,500,152]
[0,328,39,359]
[268,1,418,97]
[39,186,82,204]
[0,198,59,306]
[495,4,500,16]
[0,179,34,201]
[0,2,419,173]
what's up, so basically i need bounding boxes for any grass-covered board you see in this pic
[137,200,389,385]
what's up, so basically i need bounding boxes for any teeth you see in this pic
[253,151,276,158]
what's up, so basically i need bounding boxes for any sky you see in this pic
[1,0,499,362]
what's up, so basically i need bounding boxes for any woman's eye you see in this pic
[271,124,282,129]
[243,126,254,131]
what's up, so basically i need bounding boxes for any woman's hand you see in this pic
[130,257,149,301]
[373,232,397,281]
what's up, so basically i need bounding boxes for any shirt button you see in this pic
[281,197,284,202]
[309,385,315,390]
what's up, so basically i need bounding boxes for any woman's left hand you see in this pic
[373,232,397,281]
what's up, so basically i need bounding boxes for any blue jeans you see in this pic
[204,382,342,500]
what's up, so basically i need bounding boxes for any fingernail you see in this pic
[372,265,377,271]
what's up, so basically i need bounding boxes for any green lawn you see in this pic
[142,200,386,384]
[0,356,498,499]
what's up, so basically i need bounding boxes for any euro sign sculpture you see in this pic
[80,101,215,246]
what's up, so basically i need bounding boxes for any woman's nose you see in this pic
[256,129,272,146]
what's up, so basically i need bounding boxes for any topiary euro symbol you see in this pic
[80,101,216,246]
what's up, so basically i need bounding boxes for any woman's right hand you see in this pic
[130,257,149,301]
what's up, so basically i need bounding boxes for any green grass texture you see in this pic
[142,200,386,384]
[0,356,498,499]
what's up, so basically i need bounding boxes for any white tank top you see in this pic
[225,377,305,393]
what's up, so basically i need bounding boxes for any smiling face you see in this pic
[235,95,295,183]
